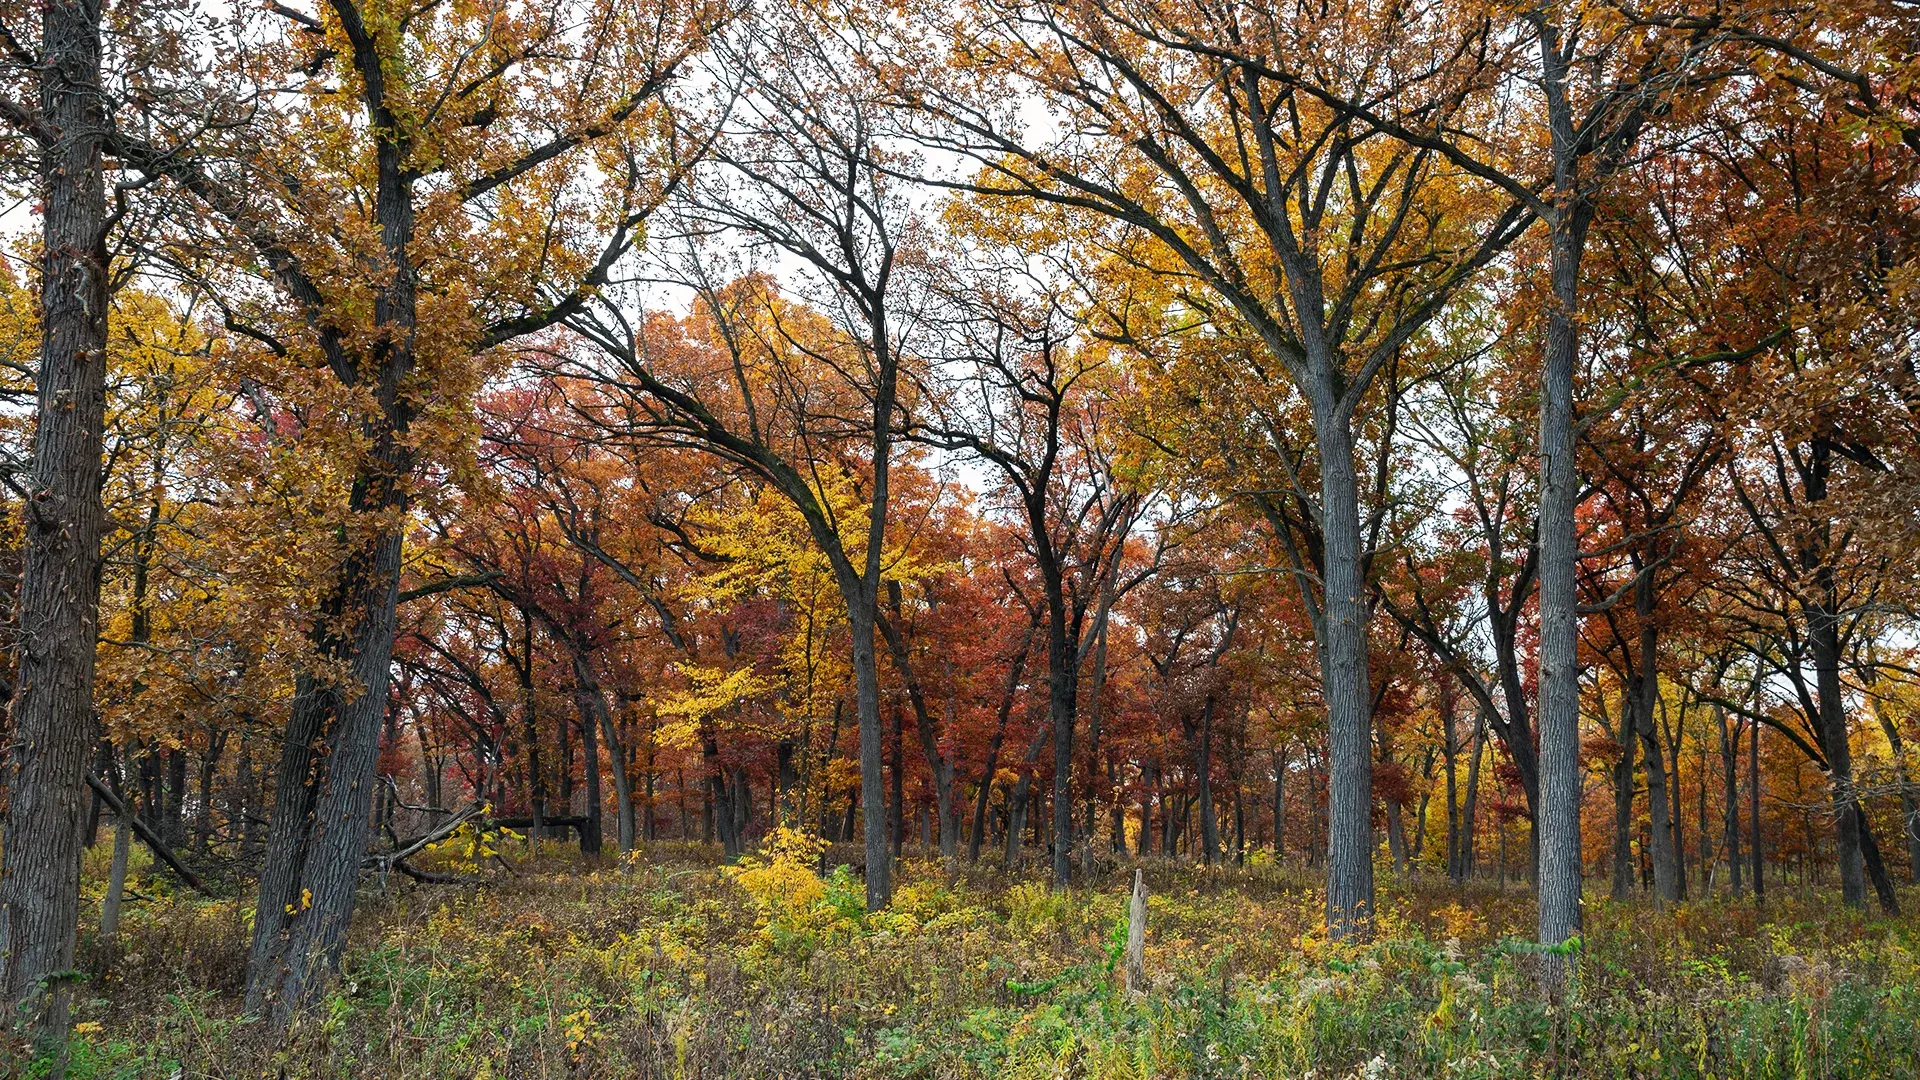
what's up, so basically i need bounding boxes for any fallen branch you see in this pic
[367,802,481,870]
[390,859,482,886]
[86,773,210,894]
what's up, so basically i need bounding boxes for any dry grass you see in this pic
[33,838,1920,1079]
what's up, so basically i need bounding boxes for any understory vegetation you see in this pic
[66,839,1920,1080]
[3,0,1918,1072]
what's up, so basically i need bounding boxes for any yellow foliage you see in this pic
[656,663,777,735]
[722,827,829,925]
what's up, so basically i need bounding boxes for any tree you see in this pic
[558,0,938,906]
[916,257,1149,884]
[0,0,112,1050]
[106,0,706,1019]
[903,0,1531,938]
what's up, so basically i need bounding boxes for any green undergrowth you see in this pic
[37,836,1920,1079]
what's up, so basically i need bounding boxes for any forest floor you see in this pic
[54,831,1920,1080]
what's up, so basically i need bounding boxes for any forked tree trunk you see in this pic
[244,526,409,1021]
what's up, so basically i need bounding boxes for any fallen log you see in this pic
[86,773,210,895]
[391,859,482,886]
[367,803,481,870]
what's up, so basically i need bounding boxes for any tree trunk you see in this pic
[732,767,749,843]
[519,613,545,843]
[1630,577,1679,906]
[1004,724,1048,867]
[1274,747,1287,858]
[1138,758,1157,858]
[558,701,573,816]
[1856,803,1901,914]
[100,814,132,938]
[1533,19,1592,991]
[571,647,633,853]
[1870,692,1920,882]
[1081,596,1115,872]
[1444,726,1461,882]
[1194,696,1220,865]
[1045,591,1077,889]
[1312,404,1376,940]
[889,704,904,858]
[1610,691,1637,900]
[578,709,603,855]
[703,733,735,857]
[876,598,959,862]
[1721,708,1742,895]
[970,624,1033,862]
[195,731,224,856]
[1412,772,1432,861]
[1385,798,1409,875]
[1462,712,1487,877]
[244,526,410,1022]
[1232,777,1246,866]
[1795,438,1866,906]
[844,602,891,908]
[235,729,262,860]
[1159,789,1172,857]
[1670,712,1687,900]
[1751,714,1765,904]
[1380,709,1408,875]
[0,0,110,1048]
[162,748,188,850]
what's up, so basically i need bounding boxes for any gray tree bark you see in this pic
[1313,406,1376,939]
[1629,574,1679,906]
[572,648,634,853]
[1752,714,1765,903]
[1191,695,1221,865]
[1721,706,1742,896]
[0,0,109,1053]
[1273,747,1287,859]
[1608,691,1636,900]
[100,814,131,938]
[1533,14,1591,995]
